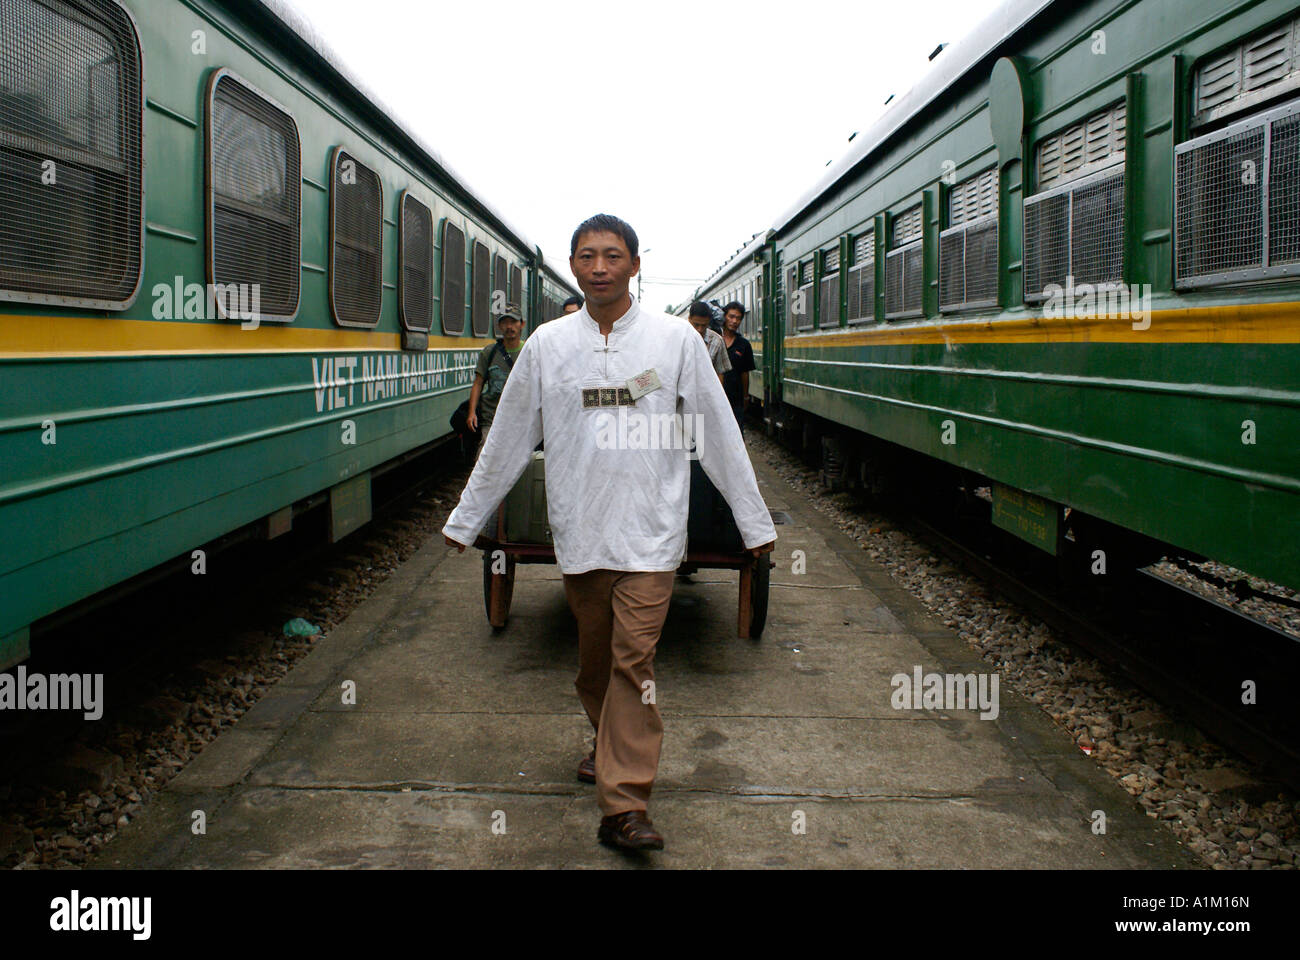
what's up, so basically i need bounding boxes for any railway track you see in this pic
[903,504,1300,793]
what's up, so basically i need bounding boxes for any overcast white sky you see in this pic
[291,0,1005,312]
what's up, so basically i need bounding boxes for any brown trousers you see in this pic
[562,569,675,816]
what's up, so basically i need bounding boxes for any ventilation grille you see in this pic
[510,265,522,313]
[939,217,998,312]
[818,274,839,327]
[1024,191,1070,297]
[949,168,997,226]
[331,149,382,326]
[1037,101,1125,191]
[1272,111,1300,267]
[823,246,840,272]
[853,231,875,264]
[799,260,814,285]
[1176,101,1300,287]
[1025,167,1124,300]
[1070,171,1125,286]
[1195,15,1300,125]
[471,240,490,336]
[0,0,143,306]
[846,262,875,324]
[440,220,465,334]
[892,204,923,246]
[884,241,923,318]
[400,194,431,331]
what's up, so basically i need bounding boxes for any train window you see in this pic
[1024,102,1126,302]
[795,261,814,331]
[471,240,490,336]
[1193,14,1300,127]
[1175,97,1300,288]
[846,229,875,324]
[510,264,523,312]
[785,265,799,331]
[440,219,466,335]
[885,206,924,319]
[399,192,432,332]
[329,148,382,327]
[940,168,998,313]
[819,246,840,328]
[492,253,507,319]
[0,0,143,309]
[208,72,300,322]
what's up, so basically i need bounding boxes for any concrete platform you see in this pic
[91,455,1198,869]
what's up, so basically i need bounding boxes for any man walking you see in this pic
[466,302,523,451]
[442,214,775,851]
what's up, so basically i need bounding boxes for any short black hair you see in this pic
[723,301,745,317]
[563,295,583,308]
[571,214,639,259]
[688,300,712,319]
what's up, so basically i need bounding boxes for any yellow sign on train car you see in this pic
[992,484,1060,555]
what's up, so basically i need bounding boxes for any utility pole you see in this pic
[637,248,652,302]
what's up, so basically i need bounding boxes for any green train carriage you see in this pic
[729,0,1300,590]
[0,0,575,667]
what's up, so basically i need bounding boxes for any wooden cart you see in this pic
[475,508,772,638]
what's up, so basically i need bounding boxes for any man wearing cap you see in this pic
[442,214,776,852]
[467,302,523,452]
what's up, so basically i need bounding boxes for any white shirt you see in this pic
[442,297,777,574]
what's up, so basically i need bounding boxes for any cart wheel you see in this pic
[749,556,771,639]
[482,550,516,629]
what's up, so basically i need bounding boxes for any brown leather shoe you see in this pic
[598,810,664,851]
[577,750,595,784]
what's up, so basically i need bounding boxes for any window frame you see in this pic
[439,218,467,336]
[328,145,383,328]
[939,168,999,315]
[398,190,433,333]
[795,259,815,331]
[1022,161,1126,303]
[204,68,301,325]
[470,239,491,337]
[884,206,925,320]
[0,0,146,311]
[1174,96,1300,289]
[846,228,876,325]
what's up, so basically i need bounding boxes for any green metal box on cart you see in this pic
[501,451,551,544]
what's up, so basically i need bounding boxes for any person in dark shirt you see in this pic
[467,302,523,452]
[720,301,755,430]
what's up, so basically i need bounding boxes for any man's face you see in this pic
[688,315,710,339]
[563,303,581,314]
[570,231,639,309]
[724,309,743,332]
[498,316,522,340]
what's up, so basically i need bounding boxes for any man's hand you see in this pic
[749,540,775,558]
[444,535,466,553]
[466,410,478,432]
